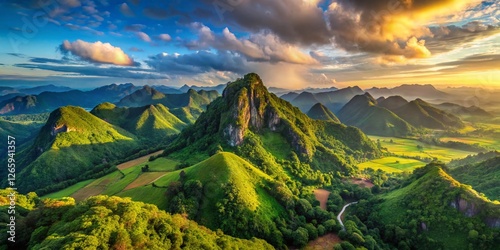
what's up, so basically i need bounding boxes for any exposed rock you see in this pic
[485,218,500,228]
[450,197,479,217]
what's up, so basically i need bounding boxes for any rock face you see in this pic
[221,74,310,156]
[450,197,479,217]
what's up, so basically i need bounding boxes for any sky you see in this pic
[0,0,498,90]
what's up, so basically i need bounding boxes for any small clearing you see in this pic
[314,189,331,210]
[303,233,342,250]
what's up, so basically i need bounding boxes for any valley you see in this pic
[2,73,500,250]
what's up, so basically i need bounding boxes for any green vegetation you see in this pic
[91,102,187,139]
[449,157,500,201]
[14,106,140,194]
[1,194,273,250]
[358,157,426,173]
[306,102,340,123]
[337,93,415,137]
[41,179,95,199]
[367,164,500,249]
[370,135,475,163]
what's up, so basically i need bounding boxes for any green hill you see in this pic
[307,103,340,122]
[337,93,414,136]
[165,73,380,175]
[435,102,492,119]
[390,99,464,129]
[373,164,500,249]
[15,106,140,194]
[449,156,500,201]
[91,102,187,138]
[152,153,286,238]
[1,193,273,250]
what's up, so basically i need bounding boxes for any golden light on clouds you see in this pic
[60,40,135,66]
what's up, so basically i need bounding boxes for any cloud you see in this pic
[204,0,332,45]
[426,22,500,53]
[136,32,151,42]
[158,33,172,42]
[129,47,144,52]
[120,3,134,17]
[185,23,317,65]
[124,24,146,31]
[59,40,136,66]
[143,7,169,19]
[14,63,163,79]
[146,50,247,75]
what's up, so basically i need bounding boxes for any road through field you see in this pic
[338,202,358,231]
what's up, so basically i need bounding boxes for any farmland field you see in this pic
[369,136,476,163]
[358,157,426,173]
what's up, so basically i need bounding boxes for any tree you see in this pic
[141,165,149,172]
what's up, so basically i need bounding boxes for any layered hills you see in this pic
[337,93,414,136]
[165,73,380,174]
[91,102,187,138]
[285,86,364,113]
[14,106,140,193]
[449,156,500,201]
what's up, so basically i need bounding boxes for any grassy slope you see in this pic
[377,165,500,249]
[91,102,187,138]
[17,106,140,193]
[449,157,500,201]
[119,152,286,228]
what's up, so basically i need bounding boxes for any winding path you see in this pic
[337,202,358,231]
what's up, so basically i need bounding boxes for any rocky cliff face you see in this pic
[450,196,500,228]
[221,74,309,156]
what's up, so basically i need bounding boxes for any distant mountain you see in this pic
[0,83,140,115]
[365,87,394,98]
[435,102,492,118]
[19,84,74,95]
[115,85,166,107]
[267,86,292,95]
[151,85,182,94]
[91,102,187,138]
[290,91,320,112]
[389,98,464,129]
[307,103,340,123]
[302,86,338,93]
[366,84,449,100]
[286,86,364,114]
[280,92,299,102]
[378,95,409,110]
[0,86,19,95]
[179,83,227,94]
[0,92,26,103]
[15,106,140,194]
[118,86,218,108]
[314,86,365,113]
[337,93,414,136]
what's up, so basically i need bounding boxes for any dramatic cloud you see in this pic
[426,22,500,53]
[59,40,136,66]
[185,23,317,65]
[146,51,247,75]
